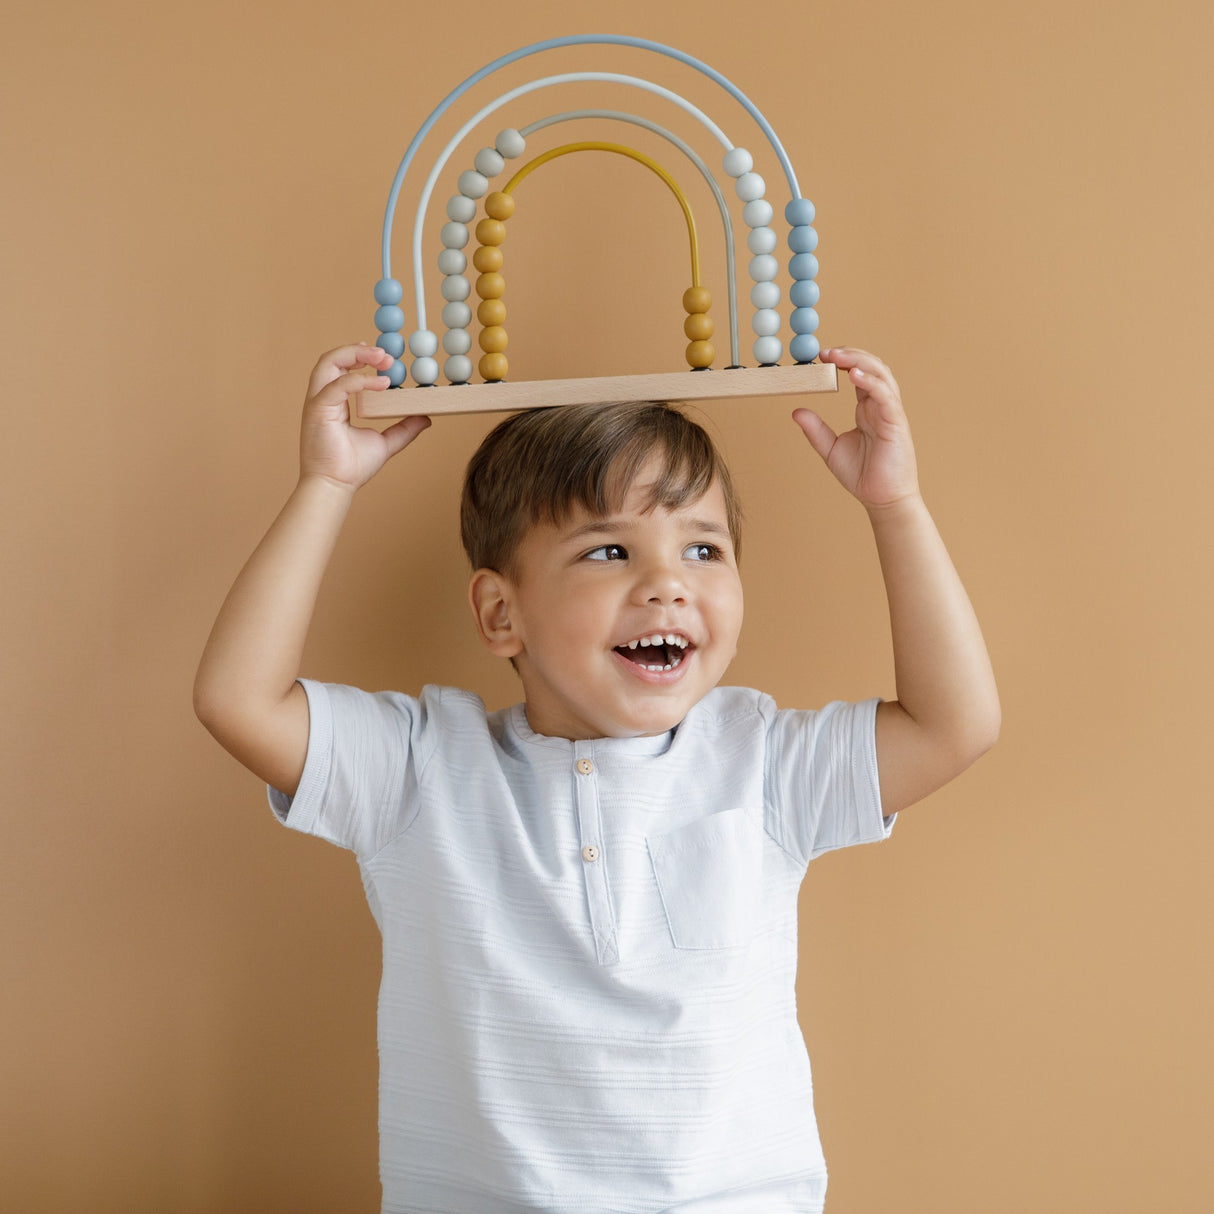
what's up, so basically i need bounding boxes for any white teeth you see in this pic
[625,633,689,649]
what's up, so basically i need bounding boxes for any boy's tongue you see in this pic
[617,641,669,666]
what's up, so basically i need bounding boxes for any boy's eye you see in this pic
[683,543,721,562]
[585,544,627,561]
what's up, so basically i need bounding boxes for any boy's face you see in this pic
[480,461,744,740]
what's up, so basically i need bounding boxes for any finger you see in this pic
[791,407,838,464]
[822,346,894,385]
[309,343,394,396]
[308,366,391,412]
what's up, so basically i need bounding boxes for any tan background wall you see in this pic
[4,1,1211,1209]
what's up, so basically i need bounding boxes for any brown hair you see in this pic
[460,401,743,574]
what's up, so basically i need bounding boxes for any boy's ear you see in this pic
[468,569,524,658]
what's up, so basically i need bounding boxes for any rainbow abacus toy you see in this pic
[355,35,837,420]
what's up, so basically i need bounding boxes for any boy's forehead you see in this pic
[547,476,731,537]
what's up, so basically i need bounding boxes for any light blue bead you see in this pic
[411,356,439,386]
[374,304,405,333]
[735,171,765,202]
[742,198,773,228]
[753,335,782,365]
[747,226,778,255]
[789,278,820,308]
[374,277,403,305]
[750,280,780,310]
[748,253,779,282]
[408,329,438,358]
[788,225,819,254]
[442,300,472,329]
[790,334,820,364]
[376,332,406,358]
[789,252,819,281]
[387,359,407,387]
[752,308,780,337]
[785,198,816,226]
[790,307,820,334]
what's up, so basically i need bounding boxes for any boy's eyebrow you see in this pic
[562,516,733,541]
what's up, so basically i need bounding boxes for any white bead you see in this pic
[722,146,753,177]
[495,128,526,159]
[410,356,439,386]
[748,253,779,282]
[437,248,466,276]
[444,354,473,384]
[440,274,470,302]
[446,194,477,223]
[735,172,766,203]
[440,221,468,249]
[752,307,780,337]
[743,198,774,228]
[747,226,778,255]
[443,327,472,355]
[442,300,472,329]
[750,280,781,310]
[458,169,488,199]
[408,329,438,358]
[753,335,782,365]
[474,147,504,178]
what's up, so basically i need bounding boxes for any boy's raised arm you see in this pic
[193,344,430,796]
[794,347,1000,816]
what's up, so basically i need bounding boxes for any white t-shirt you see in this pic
[270,681,893,1214]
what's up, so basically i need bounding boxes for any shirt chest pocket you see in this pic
[646,809,763,950]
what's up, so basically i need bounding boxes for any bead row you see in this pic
[682,285,714,369]
[785,196,819,364]
[472,190,515,381]
[723,147,781,365]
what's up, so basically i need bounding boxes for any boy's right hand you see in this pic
[300,343,431,490]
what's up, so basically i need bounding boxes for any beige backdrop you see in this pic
[4,1,1212,1209]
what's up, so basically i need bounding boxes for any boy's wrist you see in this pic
[864,490,928,528]
[295,470,361,509]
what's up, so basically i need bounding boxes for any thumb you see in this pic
[791,407,837,464]
[379,414,432,460]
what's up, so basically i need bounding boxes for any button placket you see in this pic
[573,750,617,965]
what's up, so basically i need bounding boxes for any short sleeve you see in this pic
[267,679,435,858]
[762,697,893,867]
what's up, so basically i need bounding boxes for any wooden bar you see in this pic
[354,362,837,419]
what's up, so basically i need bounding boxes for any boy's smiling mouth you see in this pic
[613,633,693,673]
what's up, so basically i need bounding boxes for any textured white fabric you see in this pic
[269,682,892,1213]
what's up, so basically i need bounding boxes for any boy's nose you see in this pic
[633,562,687,605]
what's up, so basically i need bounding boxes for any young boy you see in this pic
[195,342,999,1213]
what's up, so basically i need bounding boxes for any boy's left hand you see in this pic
[792,347,919,511]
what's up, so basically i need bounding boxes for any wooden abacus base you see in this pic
[354,362,837,419]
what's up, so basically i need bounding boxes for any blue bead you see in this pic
[788,252,819,281]
[374,277,403,305]
[789,279,820,308]
[790,334,820,364]
[374,304,405,333]
[788,225,818,254]
[376,332,406,358]
[386,359,407,386]
[785,198,816,226]
[790,307,820,335]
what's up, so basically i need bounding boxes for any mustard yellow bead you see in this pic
[683,312,715,342]
[476,271,505,300]
[479,325,508,354]
[484,191,515,221]
[685,340,715,369]
[682,285,712,315]
[477,298,507,327]
[473,245,503,273]
[475,218,506,246]
[480,352,509,381]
